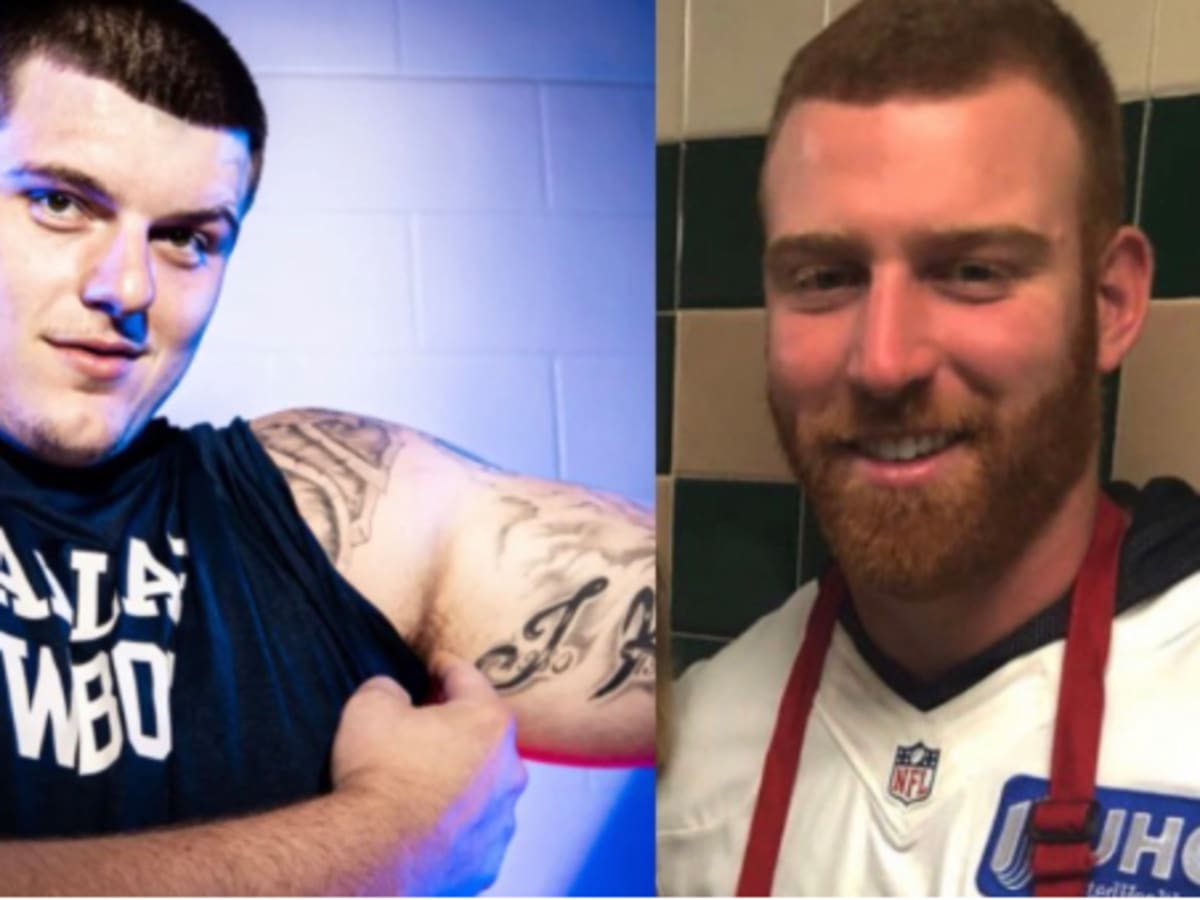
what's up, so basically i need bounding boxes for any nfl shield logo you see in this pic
[888,742,940,806]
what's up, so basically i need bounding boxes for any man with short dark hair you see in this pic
[0,1,654,893]
[658,0,1200,895]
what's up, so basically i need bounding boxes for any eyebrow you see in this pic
[906,226,1053,265]
[5,162,111,203]
[764,232,871,269]
[5,162,242,242]
[764,226,1053,268]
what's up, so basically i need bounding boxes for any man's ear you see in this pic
[1094,225,1154,373]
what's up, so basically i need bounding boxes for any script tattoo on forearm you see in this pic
[591,586,655,700]
[477,579,656,701]
[477,483,656,701]
[476,578,609,690]
[252,409,401,566]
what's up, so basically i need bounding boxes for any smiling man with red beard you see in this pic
[657,1,1200,896]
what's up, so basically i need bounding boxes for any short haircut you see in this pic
[764,0,1123,258]
[0,0,267,207]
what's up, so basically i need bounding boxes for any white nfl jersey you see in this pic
[657,569,1200,896]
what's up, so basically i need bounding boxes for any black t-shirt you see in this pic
[0,419,429,836]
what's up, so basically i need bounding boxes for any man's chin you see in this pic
[14,414,137,469]
[805,459,999,598]
[767,415,992,596]
[28,439,119,468]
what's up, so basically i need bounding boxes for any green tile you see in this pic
[679,136,766,309]
[670,633,727,678]
[658,144,680,311]
[1120,100,1145,225]
[798,495,832,585]
[1141,94,1200,298]
[657,314,675,475]
[1099,368,1121,482]
[671,478,801,639]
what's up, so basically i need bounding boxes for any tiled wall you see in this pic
[658,0,1200,673]
[167,0,655,506]
[159,2,654,896]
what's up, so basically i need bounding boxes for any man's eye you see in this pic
[949,261,1003,282]
[28,190,86,222]
[161,228,210,255]
[792,265,864,293]
[770,263,865,313]
[928,259,1014,301]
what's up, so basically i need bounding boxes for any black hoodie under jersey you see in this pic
[0,419,428,836]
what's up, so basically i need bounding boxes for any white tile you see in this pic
[1151,0,1200,96]
[543,86,654,214]
[674,309,792,480]
[399,0,652,83]
[201,211,417,353]
[557,355,655,505]
[191,0,399,73]
[414,214,652,354]
[1113,299,1200,488]
[252,77,544,213]
[1062,0,1155,99]
[657,0,687,140]
[685,0,825,137]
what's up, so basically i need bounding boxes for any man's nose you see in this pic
[80,227,156,316]
[846,269,940,397]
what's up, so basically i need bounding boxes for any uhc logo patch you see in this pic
[977,776,1200,896]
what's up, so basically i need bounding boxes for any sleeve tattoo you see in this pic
[252,409,402,566]
[476,490,656,703]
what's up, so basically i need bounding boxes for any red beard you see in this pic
[768,307,1101,599]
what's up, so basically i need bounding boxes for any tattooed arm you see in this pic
[250,408,654,765]
[440,481,655,764]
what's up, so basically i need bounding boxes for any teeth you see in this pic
[859,433,956,462]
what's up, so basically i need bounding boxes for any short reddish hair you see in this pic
[764,0,1123,257]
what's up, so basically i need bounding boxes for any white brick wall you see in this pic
[163,1,654,895]
[169,0,653,503]
[397,0,653,81]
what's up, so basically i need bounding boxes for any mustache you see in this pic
[777,383,990,447]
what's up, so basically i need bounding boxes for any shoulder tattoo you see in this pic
[252,409,403,566]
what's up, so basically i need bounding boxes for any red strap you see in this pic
[1031,843,1096,895]
[734,568,843,897]
[736,495,1128,897]
[1032,494,1127,896]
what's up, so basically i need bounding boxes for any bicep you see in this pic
[433,480,656,764]
[251,409,657,762]
[249,409,457,654]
